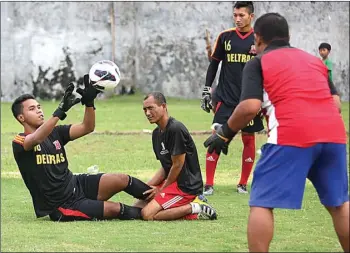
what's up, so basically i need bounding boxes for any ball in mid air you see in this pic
[89,60,121,91]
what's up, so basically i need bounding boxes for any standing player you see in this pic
[137,92,217,221]
[12,75,153,222]
[200,1,264,195]
[204,13,348,252]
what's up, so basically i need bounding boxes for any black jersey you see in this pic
[211,28,256,107]
[12,125,75,218]
[152,117,203,195]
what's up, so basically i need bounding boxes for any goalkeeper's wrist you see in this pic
[222,123,237,139]
[52,108,67,120]
[84,100,96,110]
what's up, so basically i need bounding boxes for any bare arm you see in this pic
[69,107,95,140]
[147,167,166,186]
[227,99,262,132]
[160,153,186,191]
[23,117,60,151]
[23,84,80,151]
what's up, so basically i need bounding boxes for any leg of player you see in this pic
[237,132,256,194]
[204,149,220,195]
[325,202,349,252]
[247,144,317,252]
[97,173,152,201]
[50,199,144,221]
[141,198,217,221]
[247,207,274,252]
[104,201,143,220]
[307,143,349,252]
[205,102,233,196]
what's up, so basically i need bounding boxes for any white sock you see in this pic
[190,202,201,214]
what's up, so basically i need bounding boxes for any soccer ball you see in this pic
[89,60,121,91]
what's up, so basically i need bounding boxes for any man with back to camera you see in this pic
[134,92,217,221]
[200,1,264,195]
[12,75,154,222]
[204,12,348,252]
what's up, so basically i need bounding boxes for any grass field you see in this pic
[1,94,349,252]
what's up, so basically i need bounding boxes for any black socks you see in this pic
[124,176,152,200]
[117,203,143,220]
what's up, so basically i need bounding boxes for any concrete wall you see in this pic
[1,2,349,101]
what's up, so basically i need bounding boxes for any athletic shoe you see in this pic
[237,184,248,194]
[203,185,214,196]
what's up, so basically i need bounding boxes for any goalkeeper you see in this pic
[12,74,153,222]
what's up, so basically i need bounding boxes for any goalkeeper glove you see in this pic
[76,74,101,109]
[53,83,81,120]
[200,86,212,113]
[203,123,237,155]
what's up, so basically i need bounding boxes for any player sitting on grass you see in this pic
[133,92,217,221]
[11,75,153,222]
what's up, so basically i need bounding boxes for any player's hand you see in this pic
[76,74,101,108]
[53,83,81,120]
[200,86,212,113]
[143,185,160,201]
[203,123,237,155]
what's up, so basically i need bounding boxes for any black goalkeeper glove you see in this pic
[53,83,81,120]
[200,86,212,113]
[203,123,237,155]
[76,74,101,109]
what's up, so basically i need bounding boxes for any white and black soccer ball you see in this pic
[89,60,121,91]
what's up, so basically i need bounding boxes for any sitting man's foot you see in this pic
[198,202,217,220]
[191,196,217,220]
[203,185,214,196]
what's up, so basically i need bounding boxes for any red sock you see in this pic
[206,151,220,186]
[183,213,198,220]
[239,134,256,185]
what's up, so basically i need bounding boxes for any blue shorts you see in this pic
[249,143,349,209]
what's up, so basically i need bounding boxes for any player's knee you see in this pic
[112,173,129,182]
[104,202,121,218]
[141,208,155,221]
[325,201,349,215]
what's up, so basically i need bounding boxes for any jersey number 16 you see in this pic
[224,40,231,51]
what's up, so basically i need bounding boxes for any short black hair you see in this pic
[254,12,289,44]
[144,92,167,105]
[233,1,254,14]
[318,42,331,51]
[11,94,35,120]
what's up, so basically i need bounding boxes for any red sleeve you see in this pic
[12,134,25,148]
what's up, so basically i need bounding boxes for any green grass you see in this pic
[1,94,349,252]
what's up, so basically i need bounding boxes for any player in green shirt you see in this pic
[318,42,333,81]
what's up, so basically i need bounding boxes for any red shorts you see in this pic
[154,181,196,210]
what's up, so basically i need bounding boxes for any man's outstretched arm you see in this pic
[23,84,80,151]
[69,74,100,140]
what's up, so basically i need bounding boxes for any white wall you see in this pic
[1,2,349,101]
